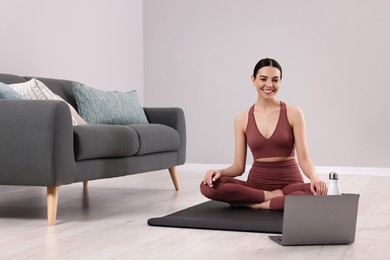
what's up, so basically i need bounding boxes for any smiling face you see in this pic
[251,66,282,99]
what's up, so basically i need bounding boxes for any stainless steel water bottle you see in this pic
[327,172,341,195]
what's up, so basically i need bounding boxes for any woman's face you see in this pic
[251,66,282,99]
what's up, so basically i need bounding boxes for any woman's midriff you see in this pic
[247,158,304,191]
[255,156,295,163]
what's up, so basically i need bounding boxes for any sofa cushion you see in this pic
[74,125,139,160]
[8,78,86,125]
[28,77,79,109]
[0,82,24,99]
[73,82,149,125]
[127,124,180,155]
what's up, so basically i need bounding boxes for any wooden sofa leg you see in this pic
[47,186,59,226]
[168,167,180,191]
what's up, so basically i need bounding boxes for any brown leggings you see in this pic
[200,159,314,210]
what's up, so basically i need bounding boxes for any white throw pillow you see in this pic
[8,78,86,125]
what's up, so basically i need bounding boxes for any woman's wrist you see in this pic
[310,174,321,182]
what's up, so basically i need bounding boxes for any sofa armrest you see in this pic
[0,100,76,186]
[143,107,186,165]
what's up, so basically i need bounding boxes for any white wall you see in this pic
[2,0,389,168]
[0,0,144,101]
[144,0,390,167]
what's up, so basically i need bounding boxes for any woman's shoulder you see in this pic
[284,102,305,123]
[234,109,250,130]
[284,102,303,114]
[235,109,249,123]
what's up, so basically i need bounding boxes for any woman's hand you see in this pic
[310,177,328,195]
[203,169,222,187]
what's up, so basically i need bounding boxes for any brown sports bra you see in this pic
[246,101,295,159]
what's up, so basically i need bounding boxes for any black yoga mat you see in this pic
[148,200,283,233]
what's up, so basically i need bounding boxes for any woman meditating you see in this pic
[200,58,328,210]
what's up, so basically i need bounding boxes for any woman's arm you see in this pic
[203,111,248,187]
[289,106,328,195]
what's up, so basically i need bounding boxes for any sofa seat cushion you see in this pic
[127,124,180,155]
[74,125,139,160]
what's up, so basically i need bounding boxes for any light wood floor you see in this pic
[0,168,389,259]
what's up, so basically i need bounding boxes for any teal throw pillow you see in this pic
[73,82,149,125]
[0,82,24,99]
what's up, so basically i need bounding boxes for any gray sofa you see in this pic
[0,73,186,225]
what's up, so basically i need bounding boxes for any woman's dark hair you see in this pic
[253,58,282,79]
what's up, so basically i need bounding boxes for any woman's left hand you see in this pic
[310,178,328,195]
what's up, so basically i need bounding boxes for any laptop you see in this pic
[269,193,360,246]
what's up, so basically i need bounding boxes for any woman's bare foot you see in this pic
[264,189,284,201]
[229,189,284,209]
[248,201,271,209]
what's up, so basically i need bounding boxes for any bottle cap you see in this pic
[329,172,339,180]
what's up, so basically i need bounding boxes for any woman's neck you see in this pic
[255,97,280,110]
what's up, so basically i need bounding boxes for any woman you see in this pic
[200,58,328,210]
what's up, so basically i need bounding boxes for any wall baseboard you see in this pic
[178,163,390,177]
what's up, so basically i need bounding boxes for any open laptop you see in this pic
[269,193,360,246]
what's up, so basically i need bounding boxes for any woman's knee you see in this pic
[199,176,229,195]
[200,181,210,197]
[200,181,220,199]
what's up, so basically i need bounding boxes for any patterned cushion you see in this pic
[73,82,148,125]
[0,82,24,99]
[8,78,86,125]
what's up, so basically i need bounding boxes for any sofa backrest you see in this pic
[0,73,27,84]
[0,73,78,110]
[25,77,78,110]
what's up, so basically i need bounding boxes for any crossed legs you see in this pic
[200,176,313,210]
